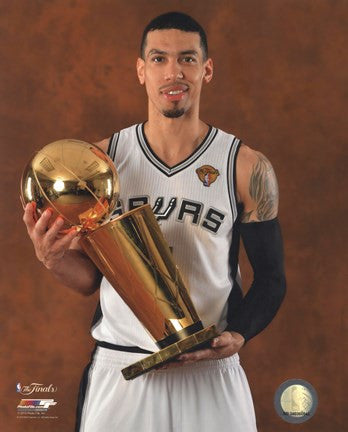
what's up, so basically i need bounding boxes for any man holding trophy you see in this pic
[22,12,286,432]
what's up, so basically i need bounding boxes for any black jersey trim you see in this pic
[107,134,114,156]
[227,137,242,221]
[136,123,218,177]
[232,140,242,217]
[96,340,153,354]
[226,217,244,329]
[75,345,97,432]
[90,300,102,331]
[107,132,120,162]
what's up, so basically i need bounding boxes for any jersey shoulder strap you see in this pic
[223,130,242,221]
[107,124,138,162]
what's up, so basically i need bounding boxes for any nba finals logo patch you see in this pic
[196,165,220,187]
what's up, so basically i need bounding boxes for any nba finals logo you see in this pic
[16,382,57,395]
[16,382,58,419]
[196,165,220,187]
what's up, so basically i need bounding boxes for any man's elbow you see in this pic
[80,285,100,297]
[268,271,287,308]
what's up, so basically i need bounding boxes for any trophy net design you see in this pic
[21,139,218,380]
[80,205,218,379]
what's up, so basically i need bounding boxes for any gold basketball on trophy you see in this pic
[20,139,119,231]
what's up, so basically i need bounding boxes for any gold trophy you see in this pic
[21,139,218,380]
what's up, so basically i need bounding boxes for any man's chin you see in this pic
[162,108,185,118]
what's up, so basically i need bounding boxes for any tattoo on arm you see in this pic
[241,153,279,222]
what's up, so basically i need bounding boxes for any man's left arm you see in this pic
[225,146,286,342]
[177,145,286,364]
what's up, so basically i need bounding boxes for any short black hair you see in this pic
[140,11,208,60]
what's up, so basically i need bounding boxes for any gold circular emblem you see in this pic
[280,384,313,417]
[274,379,318,423]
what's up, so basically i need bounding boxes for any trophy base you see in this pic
[122,325,219,380]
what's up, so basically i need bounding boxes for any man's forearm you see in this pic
[226,218,286,342]
[49,249,102,296]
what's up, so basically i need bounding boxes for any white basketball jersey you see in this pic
[91,123,243,351]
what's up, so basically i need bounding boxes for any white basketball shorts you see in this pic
[77,346,257,432]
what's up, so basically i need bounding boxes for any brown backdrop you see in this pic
[0,1,346,431]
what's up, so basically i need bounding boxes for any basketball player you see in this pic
[23,12,286,432]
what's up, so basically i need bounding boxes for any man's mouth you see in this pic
[161,85,188,101]
[167,90,184,95]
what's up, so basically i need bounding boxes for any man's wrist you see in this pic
[229,331,246,347]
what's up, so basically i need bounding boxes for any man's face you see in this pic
[137,29,213,119]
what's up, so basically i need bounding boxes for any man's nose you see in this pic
[164,60,184,81]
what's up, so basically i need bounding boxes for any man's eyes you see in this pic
[150,56,197,63]
[182,56,196,63]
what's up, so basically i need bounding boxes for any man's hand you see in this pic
[23,202,78,270]
[158,331,245,370]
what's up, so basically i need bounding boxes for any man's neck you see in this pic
[144,114,209,167]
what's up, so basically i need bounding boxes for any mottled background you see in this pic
[0,0,346,431]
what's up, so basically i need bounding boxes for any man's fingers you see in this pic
[22,203,79,270]
[156,360,184,370]
[177,332,241,363]
[31,202,38,222]
[54,227,79,250]
[23,202,39,233]
[178,348,215,362]
[211,332,233,348]
[23,203,35,233]
[34,208,54,236]
[43,223,78,261]
[44,216,65,244]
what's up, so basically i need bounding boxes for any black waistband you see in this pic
[96,340,153,355]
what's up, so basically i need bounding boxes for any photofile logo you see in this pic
[17,399,57,411]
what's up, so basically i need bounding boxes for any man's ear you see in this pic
[203,58,213,84]
[136,58,145,85]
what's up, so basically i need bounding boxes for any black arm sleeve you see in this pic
[225,217,286,342]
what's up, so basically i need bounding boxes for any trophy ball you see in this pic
[21,139,119,231]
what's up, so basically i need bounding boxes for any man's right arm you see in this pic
[22,138,111,296]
